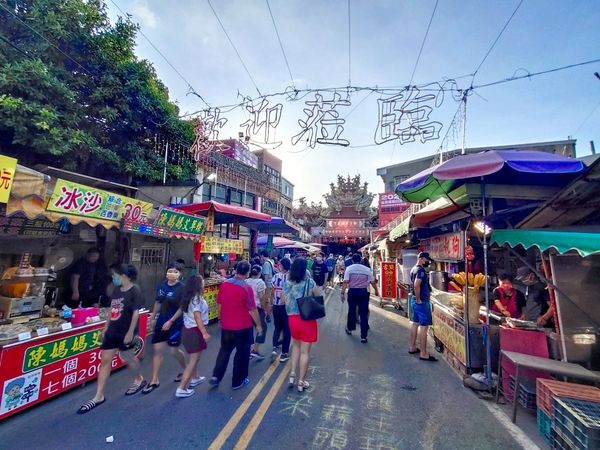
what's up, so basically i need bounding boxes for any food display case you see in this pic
[0,309,149,420]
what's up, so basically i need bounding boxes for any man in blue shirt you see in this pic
[409,252,438,362]
[325,253,336,287]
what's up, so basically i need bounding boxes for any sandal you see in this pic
[288,372,296,387]
[419,355,439,362]
[297,380,310,393]
[408,348,420,355]
[77,398,105,414]
[174,373,183,383]
[141,382,160,394]
[125,380,147,396]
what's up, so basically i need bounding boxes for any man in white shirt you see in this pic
[341,253,379,343]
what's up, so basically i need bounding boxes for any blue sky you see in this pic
[106,0,600,204]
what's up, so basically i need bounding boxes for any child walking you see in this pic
[162,275,210,398]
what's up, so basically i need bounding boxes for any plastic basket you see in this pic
[552,426,580,450]
[537,379,600,416]
[510,376,537,411]
[537,408,552,445]
[552,397,600,449]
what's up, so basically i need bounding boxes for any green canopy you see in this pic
[389,216,411,242]
[491,229,600,257]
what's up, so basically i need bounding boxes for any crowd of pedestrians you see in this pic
[78,249,439,414]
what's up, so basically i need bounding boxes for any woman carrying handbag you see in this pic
[282,258,320,392]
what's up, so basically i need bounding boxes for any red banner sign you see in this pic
[378,193,409,227]
[0,313,148,420]
[420,232,465,261]
[379,261,397,299]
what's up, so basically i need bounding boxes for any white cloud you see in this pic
[132,0,157,29]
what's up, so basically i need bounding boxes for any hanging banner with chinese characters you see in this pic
[0,155,18,203]
[45,179,153,224]
[201,235,243,254]
[155,207,206,239]
[379,261,397,299]
[0,313,148,421]
[419,232,465,261]
[206,208,215,233]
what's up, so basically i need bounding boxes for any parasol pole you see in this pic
[481,176,493,390]
[461,94,468,155]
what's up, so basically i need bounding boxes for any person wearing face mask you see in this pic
[492,273,526,319]
[311,253,327,295]
[408,252,438,362]
[515,266,553,327]
[77,264,145,414]
[143,264,186,394]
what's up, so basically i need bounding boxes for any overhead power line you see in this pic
[573,97,600,136]
[409,0,439,87]
[0,32,33,59]
[206,0,263,97]
[265,0,296,91]
[0,2,92,76]
[109,0,210,109]
[471,0,524,82]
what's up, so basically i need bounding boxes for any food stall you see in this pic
[174,201,272,320]
[0,160,153,420]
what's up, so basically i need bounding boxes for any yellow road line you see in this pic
[207,361,279,450]
[233,365,291,450]
[231,288,335,449]
[209,288,335,450]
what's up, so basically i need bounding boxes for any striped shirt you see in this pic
[344,264,374,289]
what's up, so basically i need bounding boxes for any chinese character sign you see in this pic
[46,179,153,223]
[0,154,18,203]
[378,192,409,227]
[420,232,464,261]
[155,208,206,236]
[240,99,283,149]
[201,235,243,254]
[374,87,442,145]
[292,92,350,148]
[379,262,397,299]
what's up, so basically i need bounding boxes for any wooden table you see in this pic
[496,350,600,423]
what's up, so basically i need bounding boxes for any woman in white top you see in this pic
[246,265,267,360]
[163,275,210,398]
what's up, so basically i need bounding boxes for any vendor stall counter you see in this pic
[0,311,149,420]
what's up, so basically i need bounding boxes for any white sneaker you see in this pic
[189,377,206,388]
[175,388,195,398]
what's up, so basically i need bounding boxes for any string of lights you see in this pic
[109,0,211,109]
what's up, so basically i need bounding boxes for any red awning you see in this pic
[174,200,271,224]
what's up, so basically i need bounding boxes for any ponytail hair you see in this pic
[180,275,204,312]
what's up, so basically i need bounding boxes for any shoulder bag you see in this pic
[296,279,326,321]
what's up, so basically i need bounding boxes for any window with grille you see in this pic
[140,247,164,265]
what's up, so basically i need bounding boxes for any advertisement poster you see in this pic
[46,179,152,223]
[432,308,466,365]
[420,232,465,261]
[0,154,18,204]
[204,285,220,321]
[0,313,148,420]
[378,192,409,227]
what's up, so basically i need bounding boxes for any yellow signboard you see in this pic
[0,155,18,203]
[432,307,467,365]
[201,235,243,254]
[46,179,153,223]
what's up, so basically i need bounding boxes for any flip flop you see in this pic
[77,398,106,414]
[141,383,160,394]
[173,373,183,383]
[125,380,147,396]
[408,349,420,354]
[419,355,439,362]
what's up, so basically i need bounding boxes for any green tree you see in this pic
[0,0,196,183]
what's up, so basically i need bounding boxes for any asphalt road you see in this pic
[0,287,540,450]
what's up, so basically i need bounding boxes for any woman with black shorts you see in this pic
[77,264,145,414]
[143,264,186,394]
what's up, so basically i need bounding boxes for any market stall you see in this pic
[0,309,149,420]
[0,157,154,420]
[175,201,271,320]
